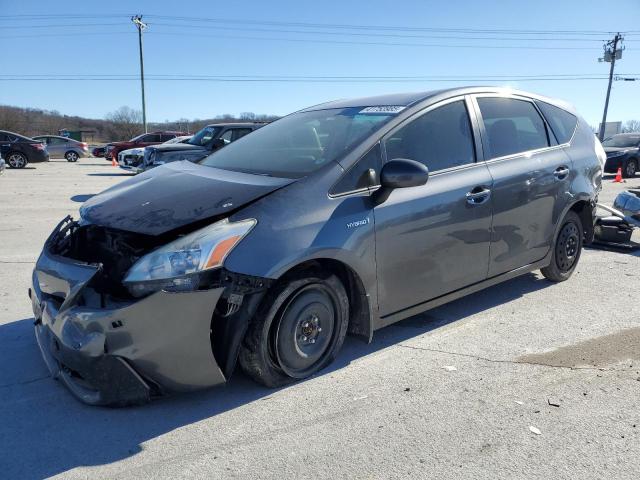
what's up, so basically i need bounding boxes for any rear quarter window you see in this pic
[535,101,577,144]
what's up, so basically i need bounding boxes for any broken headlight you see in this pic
[123,218,256,297]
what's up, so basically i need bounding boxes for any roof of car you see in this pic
[299,86,575,113]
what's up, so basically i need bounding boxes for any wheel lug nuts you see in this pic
[317,327,322,332]
[302,336,307,341]
[310,339,316,344]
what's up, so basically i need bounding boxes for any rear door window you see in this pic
[535,101,577,144]
[476,97,550,159]
[384,100,476,172]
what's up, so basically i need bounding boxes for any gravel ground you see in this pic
[0,159,639,480]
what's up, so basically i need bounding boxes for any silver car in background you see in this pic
[32,135,89,162]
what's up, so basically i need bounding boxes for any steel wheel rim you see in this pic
[626,161,636,177]
[272,284,338,378]
[556,222,580,272]
[8,154,25,168]
[68,152,78,162]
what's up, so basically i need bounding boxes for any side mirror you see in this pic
[380,158,429,189]
[373,158,428,205]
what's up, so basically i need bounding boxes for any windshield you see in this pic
[130,133,146,142]
[198,107,398,178]
[188,126,221,146]
[603,135,640,148]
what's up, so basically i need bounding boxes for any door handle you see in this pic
[554,166,570,180]
[466,187,491,205]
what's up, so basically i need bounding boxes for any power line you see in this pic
[2,13,638,37]
[144,15,638,36]
[145,31,614,50]
[145,22,608,42]
[0,75,619,83]
[2,30,623,50]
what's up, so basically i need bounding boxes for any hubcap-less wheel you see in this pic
[66,151,78,162]
[625,160,637,178]
[273,285,337,378]
[7,153,26,168]
[555,222,580,272]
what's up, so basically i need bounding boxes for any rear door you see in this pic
[374,97,494,318]
[472,95,573,276]
[48,137,68,157]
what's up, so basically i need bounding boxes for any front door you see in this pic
[374,98,493,318]
[472,95,573,276]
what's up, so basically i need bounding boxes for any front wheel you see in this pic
[239,273,349,387]
[65,151,79,162]
[541,210,583,282]
[7,152,28,169]
[623,159,637,178]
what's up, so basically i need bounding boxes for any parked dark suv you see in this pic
[602,133,640,178]
[129,123,265,173]
[0,130,49,168]
[104,131,188,161]
[30,87,602,405]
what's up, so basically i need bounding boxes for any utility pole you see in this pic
[598,33,623,141]
[132,15,148,133]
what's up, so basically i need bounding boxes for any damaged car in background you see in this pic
[30,87,602,406]
[118,135,192,173]
[136,122,265,174]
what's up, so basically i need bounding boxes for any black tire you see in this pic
[65,151,79,162]
[6,152,28,169]
[239,273,349,387]
[541,210,583,282]
[623,159,637,178]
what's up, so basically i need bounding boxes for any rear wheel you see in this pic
[65,151,79,162]
[7,152,27,169]
[541,210,583,282]
[623,159,637,178]
[239,273,349,387]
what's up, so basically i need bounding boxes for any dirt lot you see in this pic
[1,159,639,479]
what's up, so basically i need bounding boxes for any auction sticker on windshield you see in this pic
[359,106,406,114]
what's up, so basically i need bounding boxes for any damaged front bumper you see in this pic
[30,232,229,406]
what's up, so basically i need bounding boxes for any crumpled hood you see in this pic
[149,143,207,154]
[120,147,145,156]
[80,161,293,235]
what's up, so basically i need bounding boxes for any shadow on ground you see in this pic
[70,194,95,203]
[0,273,549,478]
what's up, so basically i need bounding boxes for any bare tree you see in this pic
[240,111,256,121]
[105,106,143,140]
[622,120,640,133]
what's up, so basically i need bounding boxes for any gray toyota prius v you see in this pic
[30,87,603,405]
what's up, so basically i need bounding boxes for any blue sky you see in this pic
[1,0,639,126]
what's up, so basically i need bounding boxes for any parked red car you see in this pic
[104,131,188,161]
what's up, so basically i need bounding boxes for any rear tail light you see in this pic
[32,143,46,151]
[80,142,88,149]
